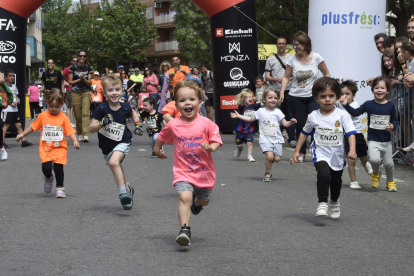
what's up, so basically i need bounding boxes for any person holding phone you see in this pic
[168,56,190,88]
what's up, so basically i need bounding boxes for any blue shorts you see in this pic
[345,133,368,157]
[103,143,130,165]
[235,131,254,145]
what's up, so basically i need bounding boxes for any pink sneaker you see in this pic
[55,187,66,198]
[44,175,54,193]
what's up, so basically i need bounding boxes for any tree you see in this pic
[387,0,414,37]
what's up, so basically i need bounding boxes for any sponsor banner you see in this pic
[258,44,295,60]
[220,95,238,109]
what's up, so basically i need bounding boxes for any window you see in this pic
[146,6,153,19]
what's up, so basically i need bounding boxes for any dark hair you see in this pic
[193,67,200,74]
[173,81,202,101]
[380,51,397,78]
[312,77,341,99]
[371,76,391,92]
[143,96,155,106]
[4,69,14,76]
[276,36,287,43]
[72,55,77,59]
[374,33,387,41]
[167,84,173,90]
[383,36,396,48]
[340,80,358,95]
[255,76,264,83]
[140,85,148,92]
[401,41,414,55]
[45,88,67,106]
[396,36,409,44]
[77,50,87,63]
[199,64,207,69]
[292,31,312,53]
[47,58,54,64]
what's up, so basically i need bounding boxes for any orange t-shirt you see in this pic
[162,101,181,118]
[90,91,103,103]
[91,78,103,96]
[168,65,190,87]
[30,110,76,165]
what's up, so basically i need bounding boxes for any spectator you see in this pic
[192,67,206,116]
[397,41,414,88]
[168,56,190,87]
[129,67,144,91]
[395,36,409,55]
[200,65,214,121]
[121,71,128,94]
[115,65,127,78]
[374,33,387,53]
[68,50,94,143]
[408,18,414,42]
[108,69,114,75]
[0,71,7,159]
[62,55,77,126]
[143,67,159,110]
[158,61,171,112]
[26,81,41,120]
[383,36,396,53]
[280,31,330,162]
[91,71,103,99]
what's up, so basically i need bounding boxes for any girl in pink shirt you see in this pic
[137,85,150,112]
[154,81,222,247]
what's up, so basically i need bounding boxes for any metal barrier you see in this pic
[388,82,414,165]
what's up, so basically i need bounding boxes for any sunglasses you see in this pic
[78,55,86,58]
[162,65,168,67]
[72,60,77,62]
[145,69,150,71]
[135,70,139,72]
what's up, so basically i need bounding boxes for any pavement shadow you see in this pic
[283,213,327,227]
[155,235,206,252]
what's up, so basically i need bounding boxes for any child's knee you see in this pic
[247,142,253,146]
[108,159,120,169]
[178,191,193,204]
[347,157,356,166]
[274,155,281,162]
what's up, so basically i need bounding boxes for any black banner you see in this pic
[210,0,259,133]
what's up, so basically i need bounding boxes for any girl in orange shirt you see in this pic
[17,88,80,198]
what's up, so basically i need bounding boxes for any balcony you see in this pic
[29,12,37,22]
[155,40,178,52]
[154,12,175,25]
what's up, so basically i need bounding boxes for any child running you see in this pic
[231,88,297,182]
[338,80,373,189]
[233,88,262,162]
[137,97,165,157]
[16,88,80,198]
[340,76,398,192]
[154,81,222,247]
[291,77,357,219]
[89,75,144,210]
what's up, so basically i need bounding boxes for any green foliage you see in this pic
[387,0,414,37]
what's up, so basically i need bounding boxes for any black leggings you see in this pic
[42,161,64,187]
[29,102,41,119]
[315,161,343,203]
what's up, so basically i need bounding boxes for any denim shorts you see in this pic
[260,142,283,156]
[103,143,130,165]
[174,182,212,201]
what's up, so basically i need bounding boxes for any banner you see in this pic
[309,0,386,105]
[258,44,295,61]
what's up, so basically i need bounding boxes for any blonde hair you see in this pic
[102,75,123,90]
[262,88,279,104]
[173,81,202,101]
[159,61,172,73]
[235,88,254,105]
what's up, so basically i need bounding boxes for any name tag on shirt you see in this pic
[99,122,125,141]
[370,114,390,130]
[261,120,278,136]
[146,118,157,128]
[315,126,343,146]
[42,126,64,142]
[243,110,255,118]
[93,96,100,102]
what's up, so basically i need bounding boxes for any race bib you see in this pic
[42,126,64,142]
[314,126,343,146]
[261,120,278,136]
[146,118,157,128]
[370,114,390,130]
[93,96,100,102]
[244,110,255,118]
[99,122,125,141]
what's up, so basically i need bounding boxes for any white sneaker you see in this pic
[403,142,414,152]
[247,155,256,162]
[298,153,305,163]
[0,147,7,161]
[234,147,243,158]
[316,202,328,216]
[83,136,89,143]
[329,202,340,220]
[71,123,76,128]
[350,181,361,190]
[361,161,373,175]
[78,135,84,142]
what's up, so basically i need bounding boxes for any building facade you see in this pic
[27,7,45,82]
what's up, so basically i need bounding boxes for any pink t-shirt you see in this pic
[138,93,150,109]
[158,115,222,190]
[28,86,40,102]
[143,74,159,94]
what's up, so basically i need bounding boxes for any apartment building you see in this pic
[27,8,45,81]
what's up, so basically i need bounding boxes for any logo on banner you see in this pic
[221,43,250,62]
[321,12,381,28]
[0,19,17,31]
[216,28,253,38]
[0,41,17,54]
[220,95,238,109]
[215,28,224,37]
[223,68,250,88]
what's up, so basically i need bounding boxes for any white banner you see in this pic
[309,0,386,105]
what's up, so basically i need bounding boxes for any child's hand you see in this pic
[404,72,414,82]
[100,114,113,127]
[73,140,80,149]
[366,78,374,86]
[134,121,144,136]
[347,151,357,160]
[290,118,297,124]
[201,142,212,152]
[230,110,240,118]
[156,148,167,159]
[397,53,405,63]
[339,95,348,105]
[16,134,24,142]
[290,152,300,166]
[386,123,394,131]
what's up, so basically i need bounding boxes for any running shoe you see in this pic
[0,147,7,161]
[263,172,272,182]
[3,143,11,148]
[403,142,414,152]
[78,135,84,142]
[119,185,134,210]
[234,147,243,158]
[316,202,328,216]
[44,175,54,193]
[176,224,191,246]
[282,130,288,138]
[247,155,256,162]
[83,136,89,142]
[329,202,340,220]
[370,173,381,188]
[386,181,397,192]
[191,195,203,215]
[55,187,66,198]
[151,152,156,158]
[298,153,305,163]
[361,161,373,175]
[350,181,361,190]
[21,140,34,147]
[289,140,297,148]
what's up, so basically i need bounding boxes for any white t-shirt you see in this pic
[338,100,363,133]
[407,58,414,73]
[254,108,285,144]
[3,84,18,112]
[287,52,324,98]
[302,108,356,171]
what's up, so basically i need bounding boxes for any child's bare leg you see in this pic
[120,163,127,184]
[247,142,253,155]
[2,124,8,142]
[108,151,126,186]
[265,152,274,172]
[178,191,192,227]
[347,157,357,182]
[273,155,281,162]
[15,123,26,142]
[359,156,369,165]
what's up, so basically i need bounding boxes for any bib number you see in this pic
[146,119,157,128]
[93,96,100,101]
[261,120,278,136]
[315,126,343,146]
[370,114,389,130]
[42,126,64,142]
[243,110,255,118]
[99,122,125,141]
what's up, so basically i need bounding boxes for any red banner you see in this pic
[0,0,48,19]
[191,0,245,18]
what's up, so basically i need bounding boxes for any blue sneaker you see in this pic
[119,186,134,210]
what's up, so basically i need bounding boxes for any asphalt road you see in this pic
[1,119,414,275]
